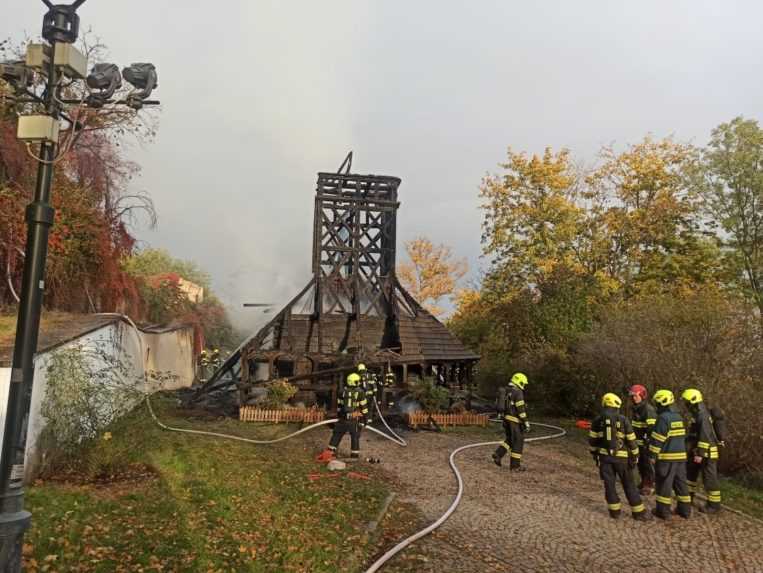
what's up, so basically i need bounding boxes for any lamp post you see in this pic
[0,2,158,569]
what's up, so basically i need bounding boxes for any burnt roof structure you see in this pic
[197,153,478,405]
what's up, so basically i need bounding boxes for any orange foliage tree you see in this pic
[397,237,468,317]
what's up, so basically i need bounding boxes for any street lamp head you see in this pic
[41,1,87,44]
[85,63,121,108]
[122,63,157,109]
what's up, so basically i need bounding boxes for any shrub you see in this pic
[263,379,298,409]
[408,376,450,413]
[41,342,141,455]
[574,289,763,473]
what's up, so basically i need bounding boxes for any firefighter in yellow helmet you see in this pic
[682,388,726,514]
[325,373,369,459]
[492,372,530,471]
[649,389,691,520]
[357,362,379,421]
[588,393,648,520]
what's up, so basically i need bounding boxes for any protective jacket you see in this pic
[588,408,639,464]
[648,407,687,462]
[631,402,657,447]
[336,385,368,421]
[687,403,721,460]
[502,383,528,426]
[363,372,379,399]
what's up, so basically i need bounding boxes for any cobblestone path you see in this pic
[360,428,763,573]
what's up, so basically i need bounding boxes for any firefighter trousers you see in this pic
[494,421,524,468]
[654,461,691,518]
[599,461,645,517]
[687,458,721,508]
[328,419,361,456]
[637,445,655,487]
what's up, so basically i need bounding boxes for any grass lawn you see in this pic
[0,310,86,349]
[25,394,391,572]
[0,312,17,346]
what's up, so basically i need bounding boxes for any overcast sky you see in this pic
[4,1,763,332]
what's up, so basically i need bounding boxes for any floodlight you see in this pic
[41,0,87,44]
[86,63,121,108]
[122,62,157,109]
[0,62,30,91]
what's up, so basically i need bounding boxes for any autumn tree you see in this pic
[697,117,763,320]
[397,237,468,317]
[0,37,158,312]
[586,137,726,294]
[479,148,585,299]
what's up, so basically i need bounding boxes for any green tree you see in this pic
[698,117,763,320]
[123,248,211,290]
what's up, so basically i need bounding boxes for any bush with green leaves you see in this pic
[38,333,177,476]
[263,379,298,409]
[407,376,450,413]
[41,340,141,459]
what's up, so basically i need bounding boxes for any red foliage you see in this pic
[0,115,143,314]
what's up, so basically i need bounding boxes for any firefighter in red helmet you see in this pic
[629,384,657,494]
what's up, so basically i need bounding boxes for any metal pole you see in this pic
[0,30,59,572]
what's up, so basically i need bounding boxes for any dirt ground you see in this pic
[355,426,763,573]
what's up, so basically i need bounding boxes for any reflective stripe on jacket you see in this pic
[687,404,720,460]
[337,386,368,420]
[503,384,527,424]
[588,408,639,462]
[649,407,687,462]
[631,401,657,447]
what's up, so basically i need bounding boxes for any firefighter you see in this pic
[682,388,725,514]
[210,347,221,369]
[357,363,378,421]
[384,369,396,409]
[325,373,368,459]
[588,393,648,520]
[628,384,657,494]
[491,372,530,471]
[649,389,691,520]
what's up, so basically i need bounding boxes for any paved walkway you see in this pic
[360,428,763,573]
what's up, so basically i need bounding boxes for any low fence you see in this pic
[239,406,326,423]
[405,411,489,428]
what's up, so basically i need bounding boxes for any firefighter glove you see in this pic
[523,421,531,433]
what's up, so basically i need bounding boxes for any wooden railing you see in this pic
[239,406,326,423]
[405,411,489,428]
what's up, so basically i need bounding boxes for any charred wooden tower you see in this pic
[199,154,479,408]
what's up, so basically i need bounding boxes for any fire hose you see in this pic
[99,314,566,572]
[362,420,566,573]
[98,312,406,446]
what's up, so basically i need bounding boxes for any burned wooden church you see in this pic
[198,154,479,409]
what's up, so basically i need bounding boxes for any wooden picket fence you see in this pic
[239,406,326,424]
[405,411,489,428]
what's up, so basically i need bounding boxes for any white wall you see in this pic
[0,318,195,481]
[143,327,195,389]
